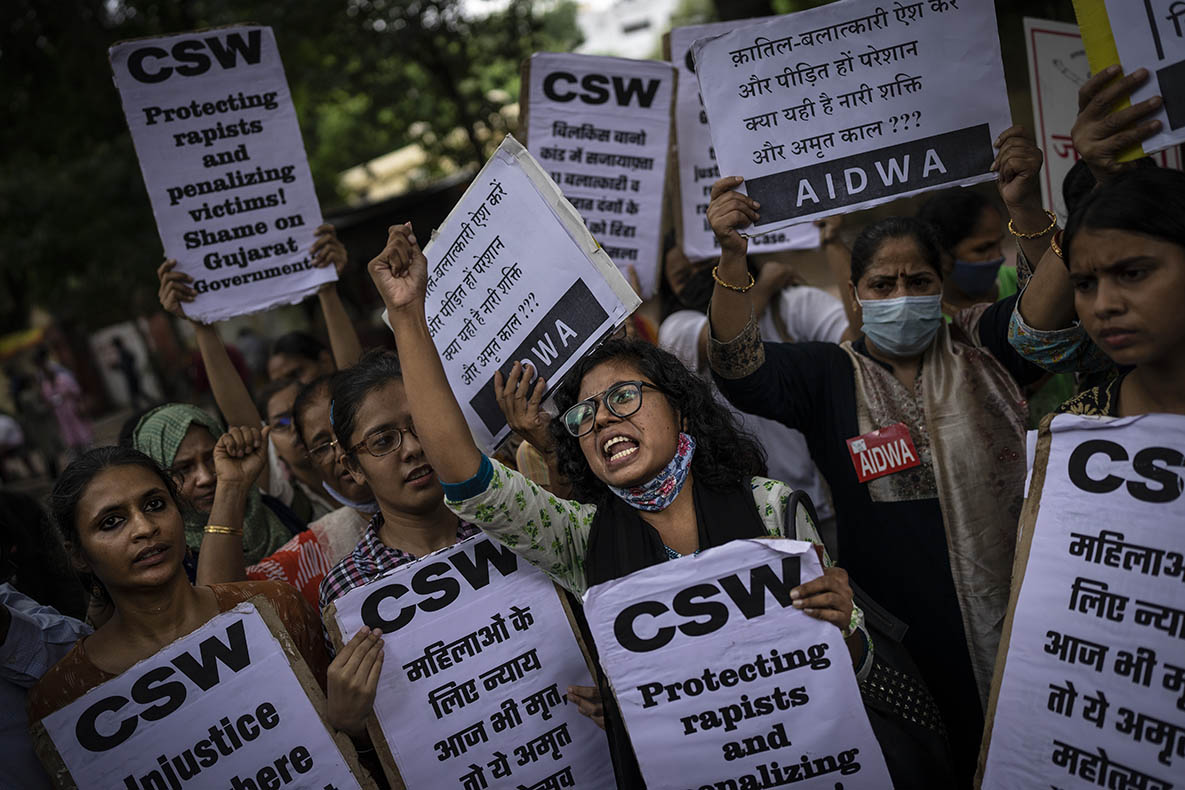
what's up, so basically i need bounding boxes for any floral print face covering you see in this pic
[607,432,696,512]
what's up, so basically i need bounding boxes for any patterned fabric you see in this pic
[1057,372,1123,417]
[132,403,291,564]
[247,507,369,609]
[26,581,327,722]
[318,512,480,614]
[708,306,766,380]
[607,432,696,511]
[1007,298,1115,376]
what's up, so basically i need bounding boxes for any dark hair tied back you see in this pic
[1063,168,1185,269]
[849,216,944,285]
[549,339,766,503]
[329,349,402,454]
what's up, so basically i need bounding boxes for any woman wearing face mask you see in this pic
[364,224,869,788]
[706,176,1049,784]
[917,188,1015,309]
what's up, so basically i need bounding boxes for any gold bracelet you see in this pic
[204,525,243,536]
[1049,229,1064,260]
[1008,209,1058,239]
[711,265,756,293]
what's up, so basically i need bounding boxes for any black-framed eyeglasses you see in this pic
[561,381,665,437]
[307,437,338,463]
[346,425,417,458]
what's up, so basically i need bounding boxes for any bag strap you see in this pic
[782,489,909,643]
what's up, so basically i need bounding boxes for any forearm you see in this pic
[318,286,363,369]
[1006,203,1057,274]
[387,306,482,483]
[196,483,250,585]
[1018,247,1076,330]
[708,247,756,342]
[822,239,860,339]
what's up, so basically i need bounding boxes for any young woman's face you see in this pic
[1069,228,1185,368]
[298,391,373,503]
[73,464,186,592]
[170,425,217,513]
[343,379,442,515]
[575,359,681,489]
[851,237,943,304]
[950,205,1005,266]
[266,382,309,472]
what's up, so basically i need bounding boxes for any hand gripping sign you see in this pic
[109,25,334,322]
[32,600,372,790]
[583,538,892,790]
[326,534,615,790]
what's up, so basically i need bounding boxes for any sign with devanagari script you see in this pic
[690,0,1011,231]
[33,601,371,790]
[328,534,614,790]
[670,21,818,260]
[395,135,639,453]
[524,52,674,297]
[1105,0,1185,154]
[583,539,891,789]
[110,26,333,322]
[981,413,1185,789]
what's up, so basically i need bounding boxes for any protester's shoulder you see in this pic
[747,476,793,532]
[210,580,312,620]
[26,641,99,723]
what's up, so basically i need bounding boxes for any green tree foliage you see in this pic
[0,0,581,331]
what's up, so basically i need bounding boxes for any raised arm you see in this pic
[311,224,363,369]
[368,224,482,483]
[993,125,1057,270]
[195,425,270,585]
[157,259,273,493]
[815,215,861,342]
[707,176,760,342]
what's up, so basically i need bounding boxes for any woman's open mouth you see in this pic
[133,544,170,567]
[602,435,639,467]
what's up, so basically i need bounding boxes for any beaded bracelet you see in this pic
[1008,209,1058,239]
[204,525,243,536]
[711,265,756,293]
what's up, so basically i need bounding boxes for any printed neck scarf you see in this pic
[607,432,696,512]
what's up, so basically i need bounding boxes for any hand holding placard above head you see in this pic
[1072,66,1166,183]
[110,25,333,322]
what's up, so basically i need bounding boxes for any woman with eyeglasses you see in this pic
[364,224,867,788]
[317,349,482,614]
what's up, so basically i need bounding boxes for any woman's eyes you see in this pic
[144,497,166,512]
[1120,267,1148,282]
[99,514,124,530]
[371,434,395,450]
[610,390,637,405]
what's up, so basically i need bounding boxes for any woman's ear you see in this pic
[64,541,90,575]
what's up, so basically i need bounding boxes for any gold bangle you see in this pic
[1049,229,1064,260]
[204,525,243,536]
[711,265,756,293]
[1008,209,1058,239]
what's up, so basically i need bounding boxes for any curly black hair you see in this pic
[548,339,766,503]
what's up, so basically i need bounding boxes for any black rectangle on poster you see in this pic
[1157,60,1185,130]
[469,280,609,435]
[745,124,994,224]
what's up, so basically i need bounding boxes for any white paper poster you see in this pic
[670,21,818,261]
[330,534,614,790]
[109,26,333,322]
[690,0,1012,231]
[39,603,364,790]
[583,539,891,790]
[407,135,638,453]
[525,52,674,297]
[982,414,1185,789]
[1107,0,1185,154]
[1023,17,1181,223]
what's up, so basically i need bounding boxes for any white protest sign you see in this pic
[1106,0,1185,155]
[981,414,1185,789]
[690,0,1011,231]
[110,26,332,323]
[1023,17,1181,223]
[524,52,674,297]
[329,534,614,790]
[584,539,891,789]
[406,135,638,453]
[35,601,367,790]
[670,21,818,261]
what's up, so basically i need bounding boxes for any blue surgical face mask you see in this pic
[950,255,1005,298]
[858,294,943,357]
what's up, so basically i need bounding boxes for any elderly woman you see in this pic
[361,223,868,788]
[706,171,1051,781]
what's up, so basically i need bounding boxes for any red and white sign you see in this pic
[846,422,920,483]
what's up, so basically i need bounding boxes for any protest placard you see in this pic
[109,26,332,323]
[979,413,1185,789]
[32,600,372,790]
[690,0,1011,231]
[1024,17,1181,222]
[400,135,639,453]
[523,52,675,297]
[669,21,818,260]
[327,534,614,790]
[583,538,891,790]
[1104,0,1185,154]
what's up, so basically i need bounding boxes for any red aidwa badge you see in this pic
[845,422,921,483]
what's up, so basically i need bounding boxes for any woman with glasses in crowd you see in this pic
[359,223,868,788]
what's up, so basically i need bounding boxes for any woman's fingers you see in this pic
[709,175,745,200]
[528,374,547,410]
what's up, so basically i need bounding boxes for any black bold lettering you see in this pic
[411,562,461,612]
[360,583,415,633]
[171,39,211,77]
[170,618,251,690]
[1068,440,1127,494]
[542,71,578,102]
[611,76,661,107]
[130,666,187,721]
[614,600,675,652]
[204,30,263,70]
[718,557,800,620]
[449,539,518,590]
[76,696,137,752]
[127,46,171,83]
[1129,446,1185,503]
[579,73,611,104]
[672,583,729,638]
